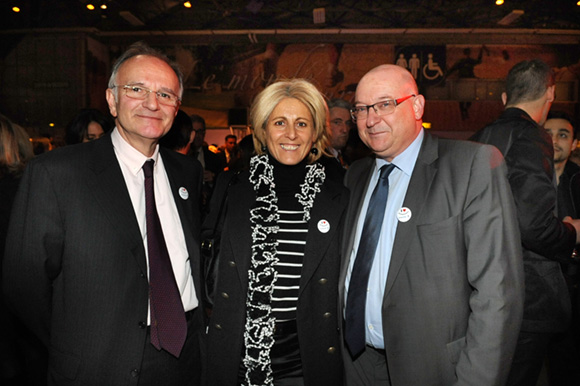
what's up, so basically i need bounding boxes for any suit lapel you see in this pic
[300,184,343,296]
[161,149,196,263]
[384,133,438,298]
[86,135,147,275]
[339,157,375,293]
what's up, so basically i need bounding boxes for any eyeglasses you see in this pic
[350,94,415,122]
[114,84,181,107]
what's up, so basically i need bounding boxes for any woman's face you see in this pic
[265,98,316,165]
[83,121,105,142]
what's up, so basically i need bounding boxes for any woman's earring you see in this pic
[261,145,267,152]
[310,147,318,155]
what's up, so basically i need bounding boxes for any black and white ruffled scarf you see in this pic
[242,153,325,386]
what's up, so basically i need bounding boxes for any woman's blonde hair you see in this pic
[0,114,34,178]
[251,78,330,163]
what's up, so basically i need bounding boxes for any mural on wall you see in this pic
[166,43,395,111]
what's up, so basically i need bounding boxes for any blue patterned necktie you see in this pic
[345,163,396,357]
[143,159,187,358]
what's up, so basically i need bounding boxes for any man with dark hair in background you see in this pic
[160,110,195,155]
[471,59,580,386]
[189,114,224,210]
[544,110,580,385]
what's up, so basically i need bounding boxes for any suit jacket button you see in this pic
[327,347,336,354]
[130,369,139,377]
[228,260,236,267]
[138,321,146,329]
[323,312,332,318]
[318,278,328,284]
[215,323,222,330]
[221,292,229,299]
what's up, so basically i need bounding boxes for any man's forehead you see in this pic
[545,118,573,131]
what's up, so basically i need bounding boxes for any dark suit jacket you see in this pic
[204,166,349,385]
[340,132,524,385]
[471,108,576,333]
[3,133,203,385]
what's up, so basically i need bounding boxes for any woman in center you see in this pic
[204,79,349,385]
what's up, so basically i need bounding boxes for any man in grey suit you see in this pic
[340,64,524,385]
[3,42,204,385]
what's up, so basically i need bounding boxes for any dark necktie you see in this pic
[143,159,187,358]
[345,164,396,357]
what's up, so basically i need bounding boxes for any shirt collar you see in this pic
[375,129,424,176]
[111,127,160,175]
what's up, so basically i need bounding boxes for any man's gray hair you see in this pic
[107,41,184,98]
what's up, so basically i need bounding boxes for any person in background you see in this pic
[543,110,580,385]
[341,64,523,385]
[3,41,204,386]
[471,59,580,386]
[189,114,225,211]
[319,98,352,183]
[0,114,46,386]
[65,108,114,145]
[159,110,195,155]
[204,78,348,386]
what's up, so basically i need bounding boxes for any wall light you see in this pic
[87,4,95,10]
[12,6,21,12]
[496,0,504,5]
[183,1,192,8]
[100,4,107,10]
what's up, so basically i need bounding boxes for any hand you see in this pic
[563,216,580,244]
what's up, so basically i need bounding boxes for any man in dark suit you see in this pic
[340,64,524,385]
[543,111,580,385]
[189,114,224,211]
[3,42,204,385]
[319,98,352,183]
[471,59,580,386]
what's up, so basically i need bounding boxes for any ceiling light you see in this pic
[100,4,107,10]
[87,4,95,10]
[183,1,192,8]
[12,6,21,12]
[495,0,504,5]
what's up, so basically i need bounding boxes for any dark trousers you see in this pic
[138,308,203,386]
[344,346,390,386]
[506,331,554,386]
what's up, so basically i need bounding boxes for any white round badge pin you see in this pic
[397,207,412,222]
[317,219,330,233]
[179,187,189,200]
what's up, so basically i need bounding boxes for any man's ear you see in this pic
[501,92,507,106]
[106,88,118,117]
[546,85,556,103]
[413,94,425,120]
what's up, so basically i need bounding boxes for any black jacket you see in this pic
[203,164,348,385]
[471,107,576,333]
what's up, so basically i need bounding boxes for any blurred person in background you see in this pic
[0,113,46,386]
[65,108,114,145]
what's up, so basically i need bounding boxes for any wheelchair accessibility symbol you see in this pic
[423,53,444,80]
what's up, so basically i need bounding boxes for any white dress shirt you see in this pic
[111,128,198,324]
[345,129,424,348]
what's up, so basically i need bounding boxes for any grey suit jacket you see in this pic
[3,133,203,385]
[340,132,524,386]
